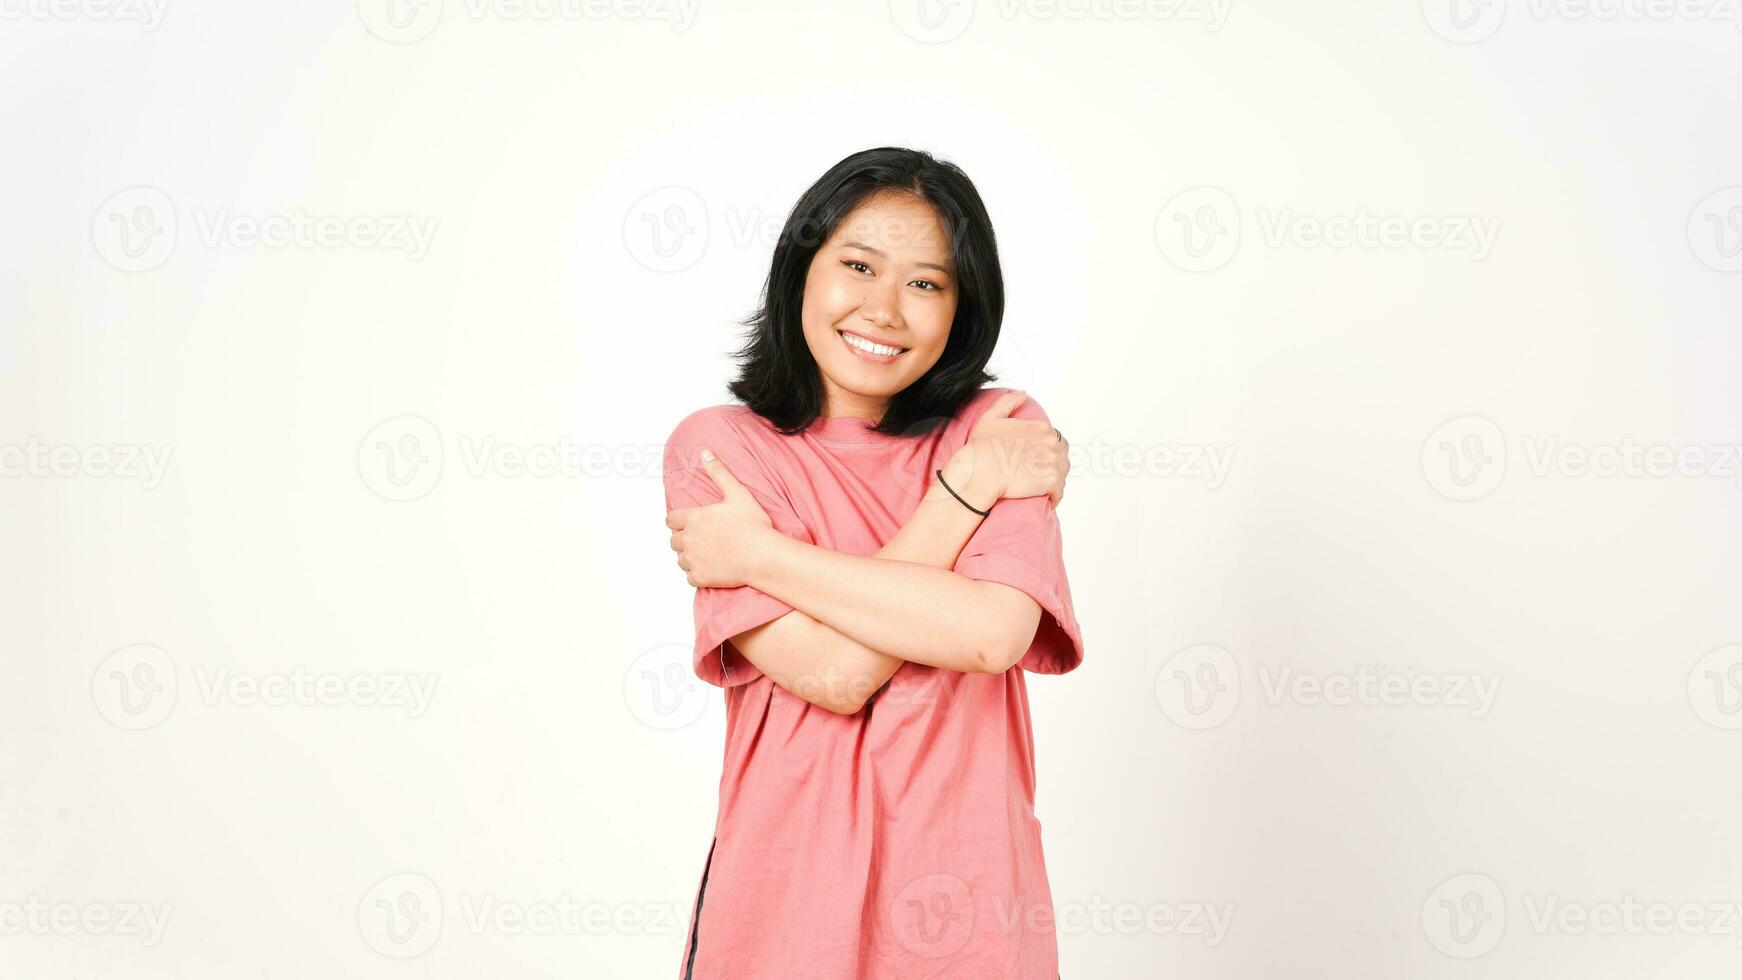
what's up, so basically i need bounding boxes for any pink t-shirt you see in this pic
[663,386,1084,980]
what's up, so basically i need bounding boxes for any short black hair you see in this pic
[726,146,1003,437]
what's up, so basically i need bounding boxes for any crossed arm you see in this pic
[712,454,1042,715]
[668,390,1067,714]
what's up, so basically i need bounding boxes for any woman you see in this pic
[662,146,1084,979]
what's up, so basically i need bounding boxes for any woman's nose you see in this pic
[857,281,901,330]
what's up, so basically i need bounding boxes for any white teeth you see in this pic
[842,332,903,357]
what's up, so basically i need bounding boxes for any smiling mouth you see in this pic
[837,329,909,360]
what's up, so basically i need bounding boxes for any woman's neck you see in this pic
[821,392,888,422]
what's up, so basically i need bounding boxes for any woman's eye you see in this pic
[842,259,941,292]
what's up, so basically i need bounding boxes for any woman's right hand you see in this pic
[947,389,1071,508]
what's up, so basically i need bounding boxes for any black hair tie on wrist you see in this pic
[936,469,990,516]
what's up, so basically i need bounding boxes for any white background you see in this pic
[3,0,1741,977]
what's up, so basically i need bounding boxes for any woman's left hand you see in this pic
[665,449,775,589]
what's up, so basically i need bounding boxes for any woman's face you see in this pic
[800,192,959,420]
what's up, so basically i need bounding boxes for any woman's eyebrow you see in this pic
[841,240,954,275]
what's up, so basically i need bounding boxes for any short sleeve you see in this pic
[951,393,1084,675]
[663,407,815,688]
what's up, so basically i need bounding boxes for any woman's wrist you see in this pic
[737,522,797,590]
[941,448,1004,512]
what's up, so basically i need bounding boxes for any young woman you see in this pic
[662,147,1084,979]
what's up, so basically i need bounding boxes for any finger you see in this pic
[678,556,690,571]
[698,447,747,499]
[976,388,1028,425]
[669,533,681,552]
[666,509,688,530]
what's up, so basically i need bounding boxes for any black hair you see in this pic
[726,146,1003,437]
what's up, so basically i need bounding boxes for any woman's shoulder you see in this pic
[664,404,781,462]
[957,386,1054,426]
